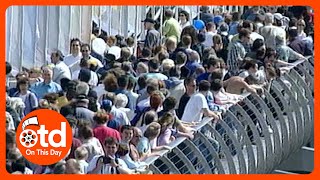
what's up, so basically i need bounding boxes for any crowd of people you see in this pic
[6,5,314,174]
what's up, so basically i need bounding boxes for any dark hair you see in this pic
[184,77,196,87]
[43,93,59,104]
[210,79,223,91]
[127,76,136,90]
[197,32,206,43]
[78,125,93,140]
[288,28,298,38]
[81,43,91,51]
[182,35,192,46]
[252,39,265,52]
[164,9,173,18]
[211,69,223,80]
[179,10,189,21]
[232,12,240,21]
[16,77,29,91]
[162,96,177,111]
[198,80,211,91]
[243,60,257,70]
[176,51,187,65]
[148,58,160,70]
[120,125,134,133]
[244,74,259,85]
[142,48,152,58]
[206,22,215,31]
[117,75,129,88]
[104,137,118,146]
[180,25,198,45]
[137,75,147,90]
[150,93,162,110]
[239,28,251,39]
[265,47,277,58]
[242,20,252,29]
[6,62,12,75]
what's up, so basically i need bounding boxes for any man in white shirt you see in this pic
[203,22,217,48]
[64,38,82,74]
[51,49,71,84]
[87,137,134,174]
[260,13,286,49]
[181,80,220,123]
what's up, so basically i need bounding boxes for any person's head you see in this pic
[120,125,134,143]
[232,12,240,22]
[206,22,216,32]
[176,51,187,66]
[29,67,42,78]
[264,47,277,63]
[78,125,93,140]
[115,93,128,108]
[42,66,53,83]
[70,38,81,54]
[212,34,223,52]
[104,137,119,156]
[144,122,161,140]
[210,69,224,81]
[180,25,198,45]
[150,92,163,110]
[127,76,136,91]
[179,10,189,22]
[102,92,117,106]
[243,60,258,74]
[6,62,12,75]
[289,29,298,41]
[239,28,251,44]
[252,38,266,57]
[148,58,160,72]
[158,112,174,133]
[81,44,91,58]
[143,18,156,30]
[120,47,131,61]
[43,93,59,105]
[165,38,177,52]
[164,9,174,19]
[76,81,89,97]
[143,110,158,126]
[131,127,143,146]
[265,65,277,80]
[126,37,135,47]
[51,49,64,64]
[162,96,177,112]
[184,77,196,94]
[117,75,129,89]
[103,73,118,92]
[264,13,274,24]
[6,130,16,150]
[93,111,110,125]
[65,159,81,174]
[181,35,192,47]
[210,78,223,92]
[136,62,149,75]
[53,160,66,174]
[297,19,306,32]
[16,77,29,92]
[74,146,88,161]
[207,56,221,72]
[107,36,117,46]
[198,80,211,94]
[141,48,152,58]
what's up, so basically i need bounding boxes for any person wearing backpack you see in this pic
[13,77,38,117]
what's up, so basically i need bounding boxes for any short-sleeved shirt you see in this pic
[30,81,62,99]
[87,155,129,174]
[181,92,209,123]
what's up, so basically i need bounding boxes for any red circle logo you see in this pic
[16,109,73,165]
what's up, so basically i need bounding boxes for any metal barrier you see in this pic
[142,57,314,174]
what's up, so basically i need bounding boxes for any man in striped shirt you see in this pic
[227,28,251,75]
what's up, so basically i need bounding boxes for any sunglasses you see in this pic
[81,50,89,52]
[72,44,79,47]
[179,14,185,17]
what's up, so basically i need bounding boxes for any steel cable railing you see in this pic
[142,57,314,174]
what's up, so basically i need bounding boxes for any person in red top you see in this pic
[93,111,121,145]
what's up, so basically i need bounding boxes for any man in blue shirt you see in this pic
[30,67,62,99]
